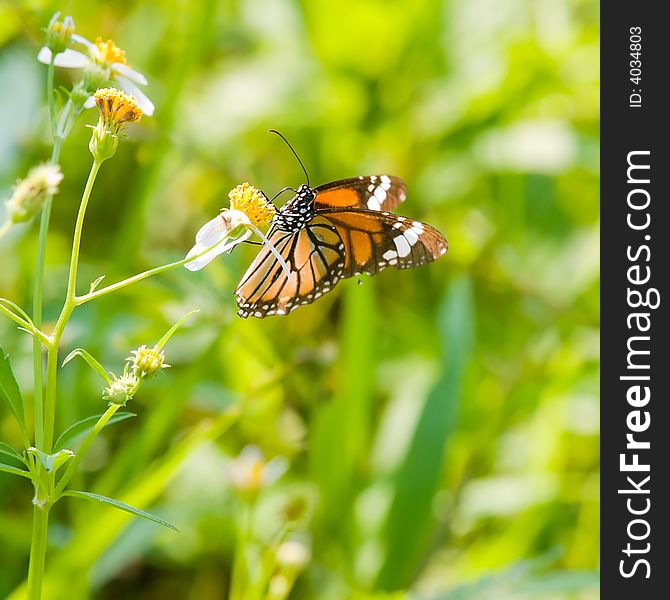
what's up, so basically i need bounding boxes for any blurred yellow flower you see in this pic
[228,446,287,501]
[38,33,154,115]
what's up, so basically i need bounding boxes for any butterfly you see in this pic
[234,135,448,318]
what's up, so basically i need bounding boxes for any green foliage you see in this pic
[63,490,179,532]
[53,411,135,451]
[0,347,27,442]
[0,0,599,598]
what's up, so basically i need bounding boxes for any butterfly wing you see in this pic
[319,208,448,277]
[314,175,407,212]
[234,209,447,318]
[234,218,346,318]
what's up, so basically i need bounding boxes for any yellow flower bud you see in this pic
[89,88,142,161]
[127,345,169,379]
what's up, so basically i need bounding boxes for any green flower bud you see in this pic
[46,12,75,56]
[102,373,139,406]
[5,163,63,224]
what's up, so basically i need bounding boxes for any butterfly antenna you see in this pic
[268,129,310,188]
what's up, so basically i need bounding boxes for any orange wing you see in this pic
[314,175,407,212]
[320,208,448,277]
[234,217,345,318]
[234,210,448,318]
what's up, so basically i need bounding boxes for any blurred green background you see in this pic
[0,0,599,598]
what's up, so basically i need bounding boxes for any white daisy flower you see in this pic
[37,35,154,116]
[228,445,287,499]
[184,183,289,275]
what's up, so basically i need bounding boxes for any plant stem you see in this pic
[26,504,50,600]
[33,54,63,450]
[75,235,236,306]
[55,404,120,496]
[43,159,102,453]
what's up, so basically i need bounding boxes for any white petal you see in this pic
[83,96,96,109]
[263,457,288,485]
[195,215,228,245]
[113,62,148,85]
[37,47,91,68]
[184,228,251,271]
[71,34,100,59]
[116,76,154,116]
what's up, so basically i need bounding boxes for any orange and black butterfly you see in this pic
[235,134,448,318]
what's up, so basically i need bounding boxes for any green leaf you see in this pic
[27,447,74,473]
[54,412,136,451]
[0,461,32,479]
[155,309,199,351]
[62,348,112,385]
[63,490,179,532]
[0,441,26,464]
[89,275,106,293]
[0,347,28,439]
[377,276,475,590]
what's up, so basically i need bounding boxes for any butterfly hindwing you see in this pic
[319,208,448,277]
[314,175,407,212]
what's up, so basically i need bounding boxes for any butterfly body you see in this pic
[234,175,447,318]
[273,184,316,232]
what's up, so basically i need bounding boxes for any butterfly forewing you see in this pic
[235,218,346,317]
[314,175,407,212]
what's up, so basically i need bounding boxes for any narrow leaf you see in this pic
[377,276,475,590]
[27,447,74,473]
[55,412,136,451]
[0,297,32,324]
[0,347,28,438]
[62,348,112,385]
[155,310,199,351]
[89,275,106,293]
[64,490,179,532]
[0,441,27,464]
[0,462,32,479]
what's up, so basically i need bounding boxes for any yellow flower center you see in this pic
[228,183,277,227]
[94,37,127,66]
[94,88,142,128]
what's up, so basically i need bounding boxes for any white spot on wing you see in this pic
[383,249,398,260]
[404,228,419,246]
[393,235,411,258]
[367,197,382,210]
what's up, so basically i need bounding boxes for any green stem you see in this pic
[54,404,120,496]
[26,505,50,600]
[33,54,64,450]
[75,232,239,306]
[43,159,102,453]
[230,501,254,600]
